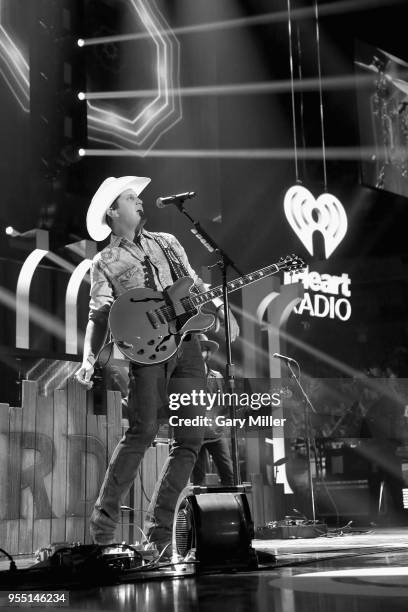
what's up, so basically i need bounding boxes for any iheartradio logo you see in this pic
[284,186,347,259]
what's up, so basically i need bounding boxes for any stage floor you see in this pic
[1,528,408,611]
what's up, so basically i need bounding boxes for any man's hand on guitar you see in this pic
[75,359,95,390]
[216,305,240,341]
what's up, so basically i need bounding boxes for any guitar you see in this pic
[109,254,305,365]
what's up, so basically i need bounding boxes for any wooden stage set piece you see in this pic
[0,380,169,555]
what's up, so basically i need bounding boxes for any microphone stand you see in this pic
[286,360,317,522]
[172,198,244,485]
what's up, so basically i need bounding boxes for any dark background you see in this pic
[1,0,408,401]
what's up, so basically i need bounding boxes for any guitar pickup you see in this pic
[156,310,167,325]
[147,310,160,329]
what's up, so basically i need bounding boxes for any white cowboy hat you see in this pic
[197,333,219,353]
[86,176,151,241]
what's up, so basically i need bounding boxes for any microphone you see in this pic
[156,192,197,208]
[273,352,297,364]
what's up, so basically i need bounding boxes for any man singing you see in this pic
[75,176,239,559]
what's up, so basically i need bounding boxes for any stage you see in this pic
[1,528,407,611]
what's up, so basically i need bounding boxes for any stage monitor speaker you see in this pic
[173,491,258,571]
[315,479,371,518]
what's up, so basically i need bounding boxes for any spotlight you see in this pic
[58,144,83,166]
[5,226,19,237]
[77,38,84,47]
[7,228,49,252]
[78,148,85,157]
[77,92,85,101]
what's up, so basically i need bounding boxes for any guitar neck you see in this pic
[191,262,282,308]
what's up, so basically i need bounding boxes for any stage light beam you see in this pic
[79,146,402,160]
[0,12,30,112]
[79,0,405,47]
[80,72,405,101]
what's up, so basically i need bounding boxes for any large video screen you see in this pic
[356,40,408,198]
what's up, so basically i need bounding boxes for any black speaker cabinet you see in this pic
[173,491,258,571]
[315,479,371,518]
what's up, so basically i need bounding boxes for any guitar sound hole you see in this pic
[148,339,155,345]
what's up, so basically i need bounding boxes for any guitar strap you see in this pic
[152,234,200,294]
[151,234,200,354]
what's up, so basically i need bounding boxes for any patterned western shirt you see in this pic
[89,230,207,324]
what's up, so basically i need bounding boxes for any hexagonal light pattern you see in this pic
[86,0,182,152]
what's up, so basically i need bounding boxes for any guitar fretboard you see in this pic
[189,262,282,308]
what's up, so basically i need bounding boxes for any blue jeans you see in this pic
[192,438,234,486]
[90,335,205,547]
